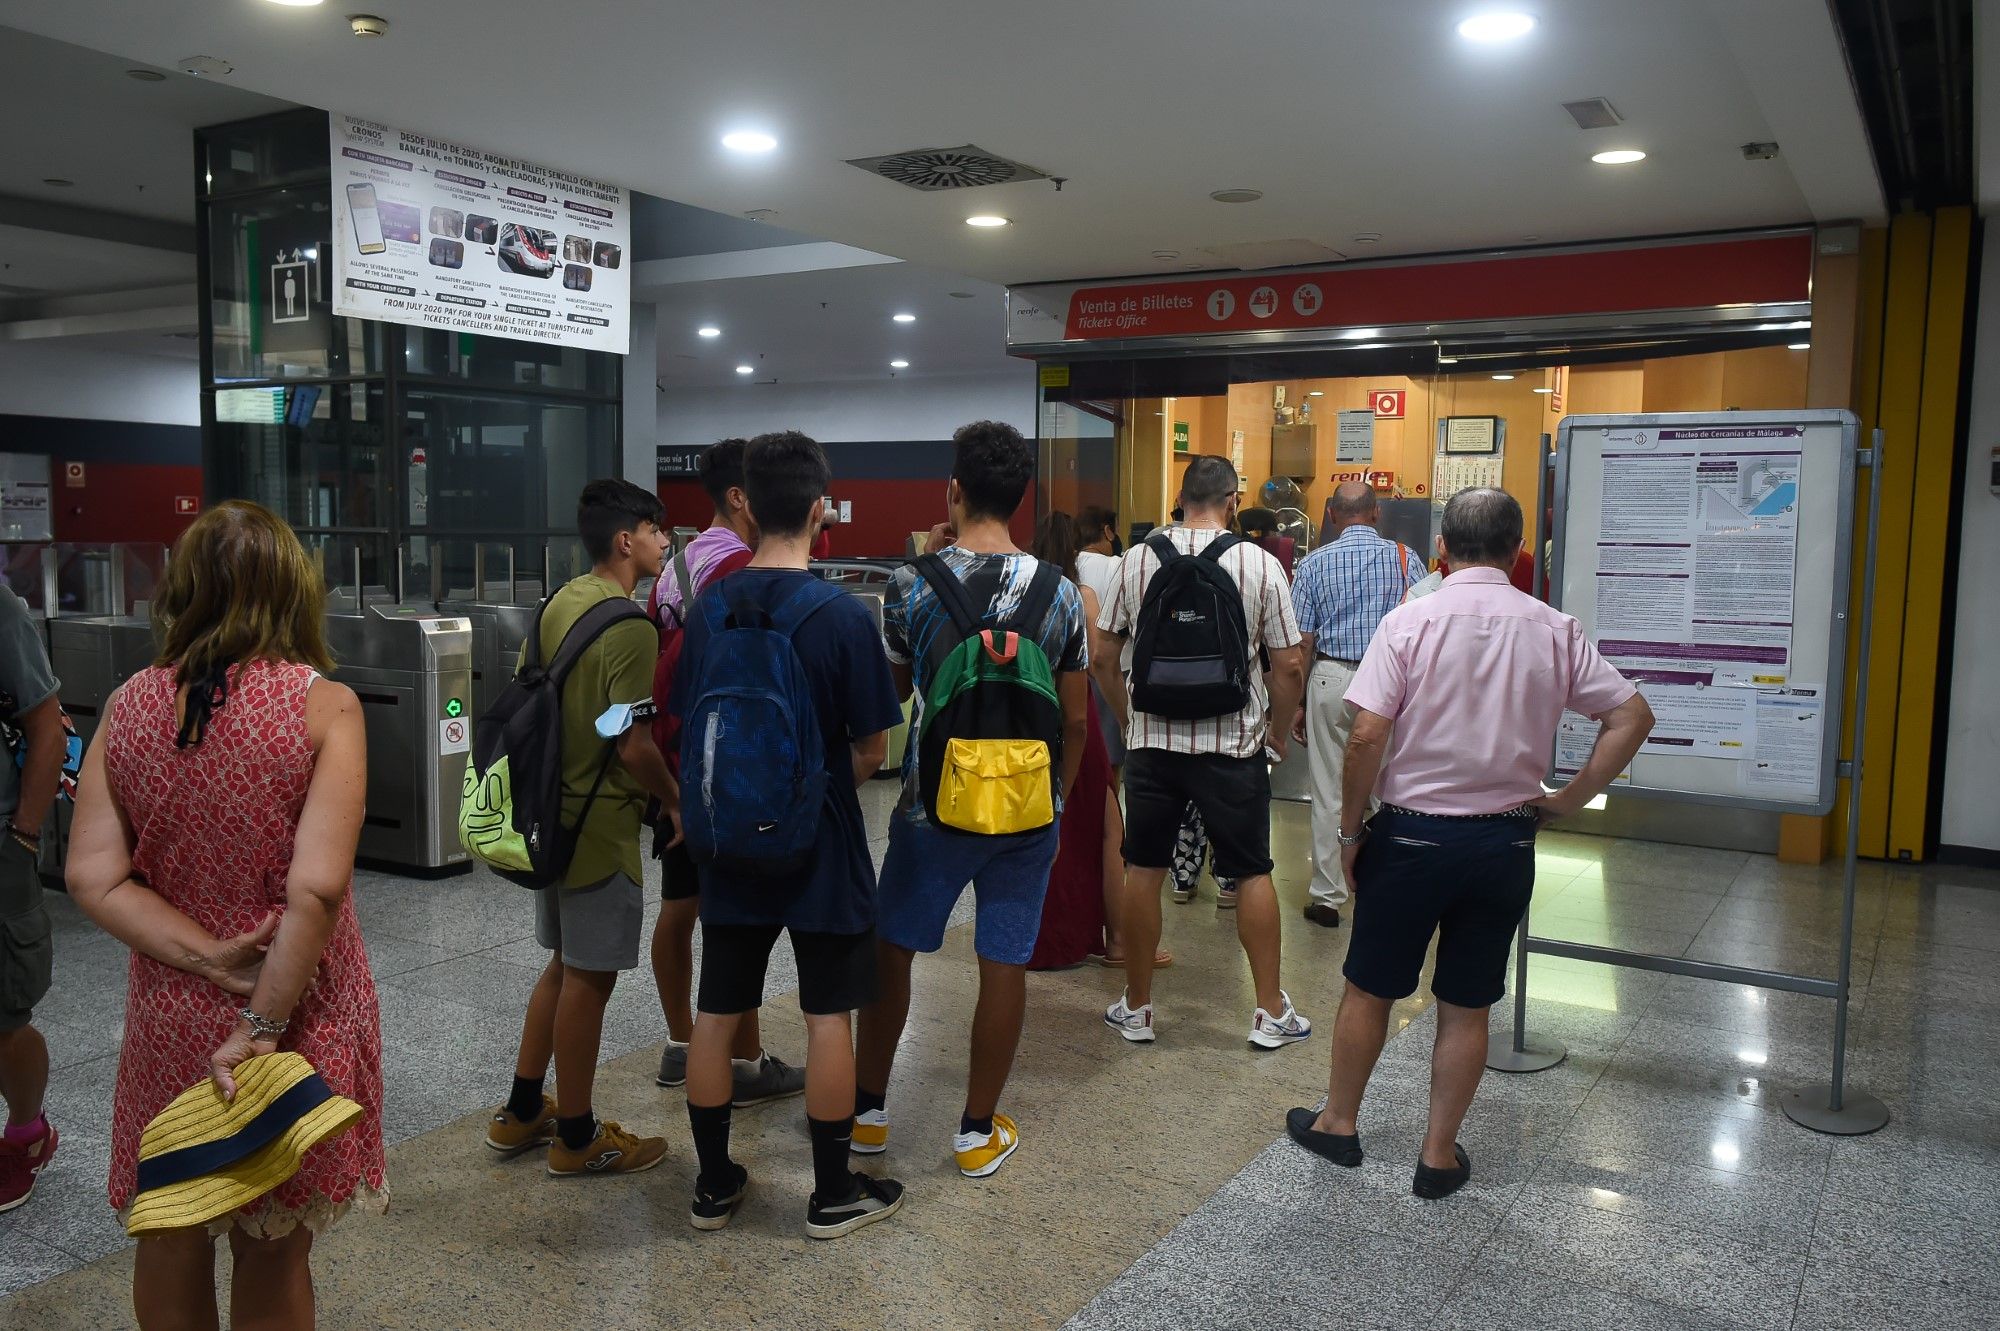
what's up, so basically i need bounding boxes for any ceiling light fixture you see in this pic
[721,131,778,154]
[697,326,721,338]
[734,364,754,375]
[892,312,916,323]
[1457,12,1536,42]
[1352,232,1382,244]
[890,359,910,369]
[265,0,324,5]
[1591,149,1647,165]
[948,290,977,299]
[1492,373,1516,381]
[1209,188,1263,204]
[125,68,167,81]
[965,215,1010,228]
[42,178,74,188]
[1788,342,1810,351]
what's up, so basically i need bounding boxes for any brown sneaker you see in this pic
[485,1096,557,1157]
[547,1119,668,1177]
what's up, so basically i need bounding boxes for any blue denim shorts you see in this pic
[876,816,1060,966]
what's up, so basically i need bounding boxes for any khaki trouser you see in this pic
[1306,657,1369,908]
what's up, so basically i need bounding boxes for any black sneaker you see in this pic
[690,1163,748,1231]
[806,1171,904,1239]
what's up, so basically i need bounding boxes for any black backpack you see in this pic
[459,596,649,889]
[1128,532,1255,721]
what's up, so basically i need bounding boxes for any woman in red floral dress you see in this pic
[68,501,384,1330]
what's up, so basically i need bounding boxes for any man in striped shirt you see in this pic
[1290,482,1426,929]
[1094,456,1311,1050]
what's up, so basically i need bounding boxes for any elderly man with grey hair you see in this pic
[1288,481,1425,928]
[1285,488,1653,1199]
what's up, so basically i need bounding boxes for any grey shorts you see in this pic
[534,873,644,973]
[0,838,51,1031]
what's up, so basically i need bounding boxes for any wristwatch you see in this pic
[238,1008,289,1041]
[1336,826,1368,848]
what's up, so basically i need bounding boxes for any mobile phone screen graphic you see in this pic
[347,183,386,254]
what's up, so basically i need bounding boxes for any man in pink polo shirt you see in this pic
[1285,488,1652,1200]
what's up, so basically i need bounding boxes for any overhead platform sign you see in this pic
[331,114,630,353]
[1005,232,1812,352]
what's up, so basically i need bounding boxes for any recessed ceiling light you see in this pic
[1341,328,1383,340]
[1591,149,1647,165]
[263,0,324,5]
[1209,188,1263,204]
[892,312,916,323]
[1151,250,1181,261]
[42,178,74,188]
[1492,373,1516,380]
[1532,387,1554,394]
[734,364,754,375]
[1307,391,1324,397]
[125,68,167,81]
[948,291,977,299]
[697,326,721,338]
[965,215,1010,228]
[890,359,910,369]
[1788,342,1810,351]
[1352,232,1382,243]
[721,131,778,154]
[1457,12,1536,43]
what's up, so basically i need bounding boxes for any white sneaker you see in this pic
[1104,993,1155,1043]
[1249,992,1312,1049]
[1171,883,1195,904]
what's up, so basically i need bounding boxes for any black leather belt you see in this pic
[1317,656,1362,668]
[1381,803,1537,821]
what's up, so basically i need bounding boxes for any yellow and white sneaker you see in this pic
[953,1113,1020,1178]
[850,1108,889,1156]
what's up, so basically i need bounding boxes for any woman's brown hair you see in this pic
[153,502,334,742]
[1033,511,1082,585]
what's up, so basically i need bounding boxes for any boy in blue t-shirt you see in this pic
[668,430,907,1240]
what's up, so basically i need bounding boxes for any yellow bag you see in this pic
[935,738,1054,835]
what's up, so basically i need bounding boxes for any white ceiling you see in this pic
[0,0,1884,288]
[647,262,1009,388]
[0,27,289,224]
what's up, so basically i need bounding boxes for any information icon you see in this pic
[1207,289,1236,321]
[1248,286,1279,319]
[1292,283,1323,317]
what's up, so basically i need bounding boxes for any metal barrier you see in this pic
[323,606,474,872]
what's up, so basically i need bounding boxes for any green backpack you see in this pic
[911,555,1065,836]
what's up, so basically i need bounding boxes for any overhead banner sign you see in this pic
[1004,232,1812,348]
[330,115,630,353]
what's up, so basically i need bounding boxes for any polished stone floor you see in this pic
[1,787,1994,1330]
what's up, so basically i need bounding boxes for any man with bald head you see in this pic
[1288,481,1424,927]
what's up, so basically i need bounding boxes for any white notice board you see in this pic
[1549,410,1859,816]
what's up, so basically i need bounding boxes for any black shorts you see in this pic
[697,923,876,1016]
[1341,808,1536,1009]
[658,834,699,902]
[1123,749,1273,880]
[0,839,51,1031]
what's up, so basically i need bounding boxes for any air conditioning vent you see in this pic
[846,144,1048,191]
[1561,97,1624,130]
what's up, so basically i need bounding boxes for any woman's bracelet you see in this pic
[238,1008,289,1041]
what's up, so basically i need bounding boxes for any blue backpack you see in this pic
[678,576,844,878]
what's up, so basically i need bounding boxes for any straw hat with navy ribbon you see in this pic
[126,1052,363,1237]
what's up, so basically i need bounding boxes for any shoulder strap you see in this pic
[911,553,984,639]
[668,550,696,617]
[546,597,646,687]
[769,576,845,639]
[522,596,556,672]
[1144,532,1181,569]
[1013,563,1064,641]
[1197,532,1243,564]
[1394,541,1413,578]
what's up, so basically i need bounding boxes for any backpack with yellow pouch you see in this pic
[911,555,1065,837]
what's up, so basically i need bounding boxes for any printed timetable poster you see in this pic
[330,115,629,352]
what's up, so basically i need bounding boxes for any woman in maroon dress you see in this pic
[1028,514,1170,971]
[68,502,383,1330]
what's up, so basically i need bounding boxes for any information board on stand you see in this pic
[330,115,630,352]
[1549,411,1858,816]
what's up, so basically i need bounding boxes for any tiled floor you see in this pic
[1,793,1995,1331]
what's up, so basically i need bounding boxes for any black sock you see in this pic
[854,1087,886,1119]
[688,1101,735,1192]
[506,1075,545,1122]
[959,1112,994,1138]
[808,1115,856,1202]
[555,1112,597,1151]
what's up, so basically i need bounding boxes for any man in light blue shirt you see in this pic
[1290,483,1424,926]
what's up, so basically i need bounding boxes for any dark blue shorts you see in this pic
[1341,808,1536,1009]
[876,816,1060,966]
